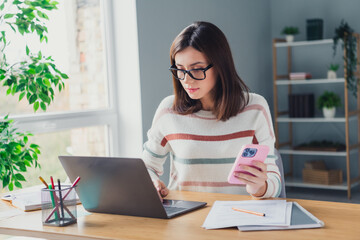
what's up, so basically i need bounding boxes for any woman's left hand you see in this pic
[234,160,268,197]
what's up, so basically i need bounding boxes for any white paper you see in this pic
[202,200,288,229]
[237,202,292,231]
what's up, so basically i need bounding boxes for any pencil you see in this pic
[39,176,49,188]
[232,207,265,217]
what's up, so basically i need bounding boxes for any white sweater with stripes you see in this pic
[142,93,281,198]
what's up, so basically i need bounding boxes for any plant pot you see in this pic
[285,35,294,43]
[322,107,336,118]
[327,70,337,79]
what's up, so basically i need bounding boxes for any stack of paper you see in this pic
[202,200,324,231]
[202,200,289,229]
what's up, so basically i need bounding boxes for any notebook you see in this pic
[59,156,207,219]
[1,184,80,211]
[237,202,324,231]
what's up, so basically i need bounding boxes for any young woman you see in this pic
[142,21,281,199]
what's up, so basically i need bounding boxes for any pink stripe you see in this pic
[161,130,255,147]
[179,181,238,187]
[242,104,275,139]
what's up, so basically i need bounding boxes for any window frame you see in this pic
[0,0,121,156]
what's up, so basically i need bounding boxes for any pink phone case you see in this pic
[227,144,270,185]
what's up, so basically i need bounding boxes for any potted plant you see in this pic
[0,0,68,191]
[0,116,40,191]
[327,63,339,79]
[333,20,358,97]
[281,26,299,42]
[317,91,341,118]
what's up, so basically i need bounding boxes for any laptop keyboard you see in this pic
[164,206,187,215]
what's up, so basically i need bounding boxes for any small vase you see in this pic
[285,35,294,43]
[322,107,336,118]
[327,70,337,79]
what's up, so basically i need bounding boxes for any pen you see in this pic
[50,176,60,220]
[232,207,265,217]
[57,179,65,219]
[63,176,80,200]
[48,185,59,220]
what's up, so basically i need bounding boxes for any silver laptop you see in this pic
[59,156,207,219]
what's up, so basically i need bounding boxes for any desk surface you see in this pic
[0,191,359,240]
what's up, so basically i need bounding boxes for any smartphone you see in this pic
[227,144,270,185]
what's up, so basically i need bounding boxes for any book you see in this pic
[1,185,80,212]
[289,72,312,80]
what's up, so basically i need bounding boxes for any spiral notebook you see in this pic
[237,202,324,231]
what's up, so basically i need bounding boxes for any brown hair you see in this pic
[170,21,249,121]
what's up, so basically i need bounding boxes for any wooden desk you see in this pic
[0,191,359,240]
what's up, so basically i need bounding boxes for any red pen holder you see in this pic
[41,185,77,226]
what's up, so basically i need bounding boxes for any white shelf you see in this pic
[278,148,358,157]
[285,178,359,190]
[276,78,345,85]
[275,39,333,47]
[277,115,357,123]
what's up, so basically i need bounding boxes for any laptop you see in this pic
[59,156,207,219]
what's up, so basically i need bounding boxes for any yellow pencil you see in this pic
[39,176,49,188]
[232,207,265,217]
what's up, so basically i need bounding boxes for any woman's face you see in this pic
[174,46,217,111]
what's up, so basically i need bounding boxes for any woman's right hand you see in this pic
[153,179,169,200]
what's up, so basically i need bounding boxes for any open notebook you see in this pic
[237,202,324,231]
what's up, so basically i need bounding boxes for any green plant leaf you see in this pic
[15,173,26,181]
[33,101,39,112]
[14,181,22,188]
[29,94,37,104]
[4,14,14,19]
[39,93,50,104]
[18,92,26,101]
[2,175,10,188]
[8,182,14,191]
[60,73,69,79]
[6,88,11,95]
[35,64,44,74]
[43,78,51,88]
[24,160,31,167]
[40,101,47,111]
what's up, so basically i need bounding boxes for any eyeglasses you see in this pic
[169,64,213,80]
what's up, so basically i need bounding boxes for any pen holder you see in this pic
[41,185,77,226]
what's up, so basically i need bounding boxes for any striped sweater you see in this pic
[142,93,281,198]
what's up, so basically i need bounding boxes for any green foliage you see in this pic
[0,115,40,191]
[328,63,340,72]
[333,20,359,97]
[317,91,341,109]
[281,26,299,35]
[0,0,67,190]
[0,0,67,112]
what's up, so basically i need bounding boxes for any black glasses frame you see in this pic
[169,64,213,80]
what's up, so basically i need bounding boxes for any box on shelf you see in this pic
[302,160,343,185]
[302,168,343,185]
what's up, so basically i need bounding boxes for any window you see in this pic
[0,0,120,190]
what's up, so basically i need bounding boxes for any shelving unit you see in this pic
[272,35,360,199]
